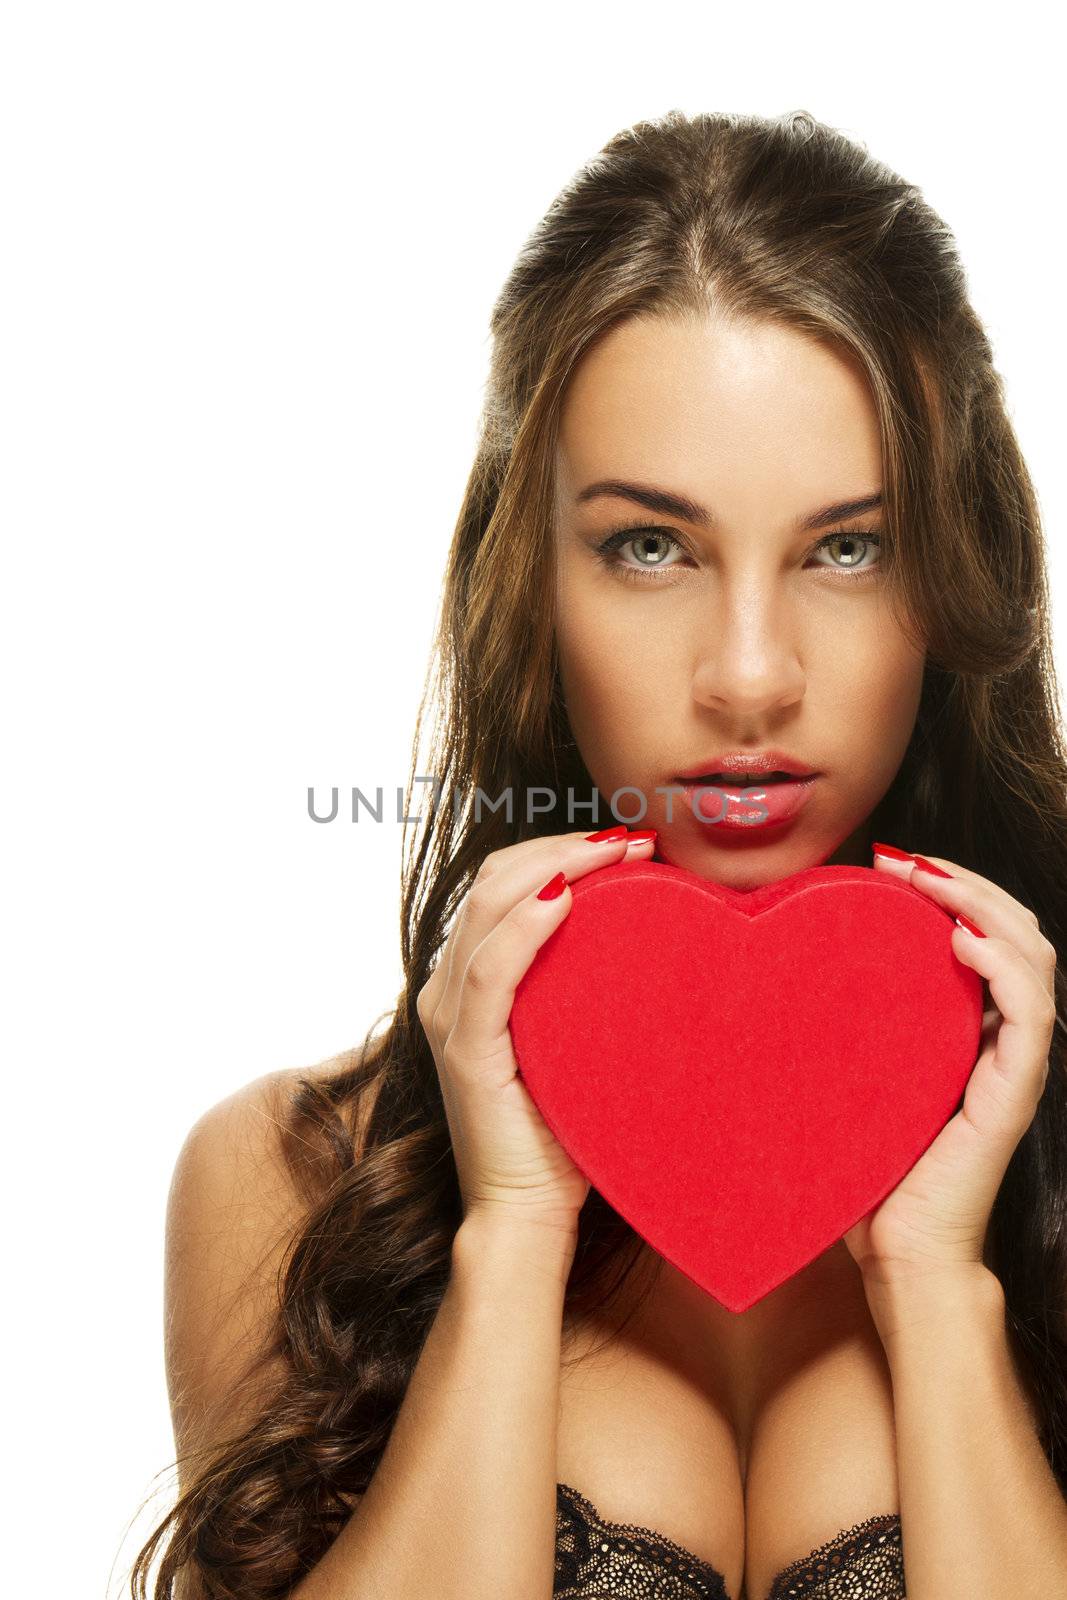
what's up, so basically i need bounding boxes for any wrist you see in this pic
[861,1259,1005,1353]
[453,1204,579,1288]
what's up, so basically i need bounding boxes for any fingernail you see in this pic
[913,855,954,880]
[626,829,657,844]
[536,871,568,900]
[955,912,986,938]
[586,825,629,842]
[872,841,915,862]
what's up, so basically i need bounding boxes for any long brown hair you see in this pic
[128,108,1067,1597]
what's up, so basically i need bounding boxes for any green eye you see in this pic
[810,530,883,573]
[592,523,884,584]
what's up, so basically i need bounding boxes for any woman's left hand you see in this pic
[842,847,1058,1291]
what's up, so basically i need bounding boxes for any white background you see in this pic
[2,5,1062,1595]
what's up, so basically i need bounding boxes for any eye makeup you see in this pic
[589,521,884,586]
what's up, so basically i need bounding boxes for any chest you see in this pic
[554,1244,900,1600]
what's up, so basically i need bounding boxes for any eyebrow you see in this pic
[574,479,884,532]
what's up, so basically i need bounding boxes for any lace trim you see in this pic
[766,1512,904,1599]
[555,1481,731,1599]
[554,1485,905,1600]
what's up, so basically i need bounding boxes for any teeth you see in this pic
[701,772,792,783]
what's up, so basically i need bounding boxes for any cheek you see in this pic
[555,620,628,757]
[555,587,681,773]
[556,582,674,703]
[846,635,926,776]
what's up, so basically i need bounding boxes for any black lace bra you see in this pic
[554,1481,905,1599]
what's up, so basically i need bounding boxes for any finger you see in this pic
[883,847,1043,930]
[445,876,578,1080]
[950,925,1056,1127]
[476,822,653,884]
[429,835,587,1029]
[872,843,1025,910]
[882,855,1057,999]
[978,1001,1001,1051]
[437,827,655,1033]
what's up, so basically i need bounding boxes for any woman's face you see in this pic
[553,310,926,890]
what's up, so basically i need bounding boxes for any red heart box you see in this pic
[509,858,984,1312]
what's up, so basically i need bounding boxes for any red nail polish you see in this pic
[913,855,953,879]
[872,841,915,862]
[955,912,986,938]
[586,825,628,842]
[537,871,568,900]
[627,829,657,843]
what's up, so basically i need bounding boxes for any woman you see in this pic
[130,108,1067,1599]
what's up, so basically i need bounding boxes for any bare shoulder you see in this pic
[164,1045,374,1480]
[271,1042,383,1150]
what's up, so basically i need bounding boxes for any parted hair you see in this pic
[129,108,1067,1598]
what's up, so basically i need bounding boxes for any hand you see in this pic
[416,824,657,1240]
[842,846,1058,1291]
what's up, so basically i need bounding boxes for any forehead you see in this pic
[555,312,882,519]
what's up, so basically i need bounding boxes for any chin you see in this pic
[654,844,788,890]
[658,828,856,887]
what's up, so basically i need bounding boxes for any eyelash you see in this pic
[592,523,884,585]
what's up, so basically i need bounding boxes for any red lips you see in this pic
[673,748,819,782]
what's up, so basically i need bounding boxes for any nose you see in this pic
[690,578,806,716]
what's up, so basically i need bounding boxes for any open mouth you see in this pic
[675,771,820,833]
[682,772,800,786]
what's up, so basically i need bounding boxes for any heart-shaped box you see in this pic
[509,858,984,1312]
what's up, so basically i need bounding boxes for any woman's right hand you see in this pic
[416,825,656,1240]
